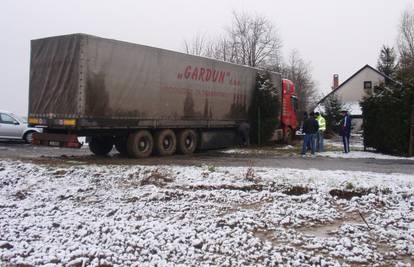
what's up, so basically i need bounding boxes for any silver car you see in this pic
[0,110,42,143]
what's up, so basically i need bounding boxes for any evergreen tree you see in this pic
[322,94,344,134]
[377,45,397,82]
[249,71,280,145]
[361,82,414,155]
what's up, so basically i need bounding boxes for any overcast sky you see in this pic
[1,0,412,116]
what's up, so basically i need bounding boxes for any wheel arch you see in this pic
[22,129,38,140]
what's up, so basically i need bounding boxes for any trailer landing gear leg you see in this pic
[114,136,128,156]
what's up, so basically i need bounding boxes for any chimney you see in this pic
[332,74,339,90]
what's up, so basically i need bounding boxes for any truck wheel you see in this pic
[177,129,197,154]
[89,136,113,156]
[114,136,128,156]
[153,129,176,156]
[127,130,153,158]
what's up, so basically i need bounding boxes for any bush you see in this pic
[249,71,280,145]
[360,82,414,155]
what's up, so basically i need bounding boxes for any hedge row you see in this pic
[360,82,414,156]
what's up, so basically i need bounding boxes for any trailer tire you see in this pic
[89,136,113,156]
[177,129,197,154]
[127,130,153,158]
[153,129,176,156]
[114,136,128,156]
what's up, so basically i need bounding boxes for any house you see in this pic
[316,64,391,132]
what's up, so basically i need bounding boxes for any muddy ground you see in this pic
[0,139,413,175]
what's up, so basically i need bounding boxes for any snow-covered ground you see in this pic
[221,146,414,161]
[324,138,364,150]
[1,160,413,266]
[320,151,414,161]
[221,135,414,162]
[222,145,297,154]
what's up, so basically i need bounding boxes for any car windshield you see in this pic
[10,113,26,123]
[20,116,28,123]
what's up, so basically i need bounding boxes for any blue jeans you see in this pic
[342,135,350,153]
[302,134,316,155]
[317,131,324,152]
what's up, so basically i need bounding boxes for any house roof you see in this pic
[316,64,395,106]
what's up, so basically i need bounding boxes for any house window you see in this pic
[364,81,372,89]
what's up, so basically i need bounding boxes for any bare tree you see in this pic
[202,35,236,62]
[183,32,208,56]
[282,50,317,112]
[183,12,316,110]
[397,6,414,79]
[227,12,282,67]
[183,12,282,68]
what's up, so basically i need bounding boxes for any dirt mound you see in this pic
[329,189,370,200]
[140,169,174,187]
[283,186,310,196]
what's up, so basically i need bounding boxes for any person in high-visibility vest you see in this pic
[315,112,326,152]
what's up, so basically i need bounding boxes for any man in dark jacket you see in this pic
[301,111,319,156]
[339,110,351,153]
[238,122,250,147]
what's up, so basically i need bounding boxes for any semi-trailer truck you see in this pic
[28,34,298,158]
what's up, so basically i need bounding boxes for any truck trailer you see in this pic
[28,34,298,158]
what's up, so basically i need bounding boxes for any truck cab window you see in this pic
[291,96,298,113]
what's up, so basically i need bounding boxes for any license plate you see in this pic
[49,141,60,147]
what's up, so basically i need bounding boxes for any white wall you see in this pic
[336,67,385,102]
[319,66,386,133]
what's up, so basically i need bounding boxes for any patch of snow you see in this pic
[343,101,362,116]
[220,148,250,154]
[279,145,295,150]
[221,145,295,155]
[324,137,364,149]
[0,160,413,266]
[320,151,414,160]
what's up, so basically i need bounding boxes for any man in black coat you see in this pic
[238,122,250,147]
[339,110,351,153]
[301,111,319,156]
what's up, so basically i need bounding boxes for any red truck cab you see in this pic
[280,79,298,143]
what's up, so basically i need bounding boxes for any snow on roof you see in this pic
[343,101,362,116]
[314,104,325,114]
[313,101,361,116]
